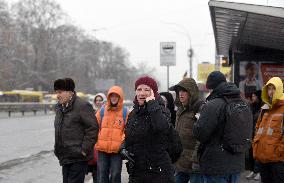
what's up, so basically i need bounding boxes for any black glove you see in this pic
[120,149,135,164]
[126,161,135,174]
[120,149,135,174]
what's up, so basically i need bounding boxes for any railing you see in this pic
[0,103,55,117]
[0,101,134,117]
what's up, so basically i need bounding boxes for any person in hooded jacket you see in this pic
[245,90,262,180]
[122,76,174,183]
[87,93,107,183]
[169,78,204,183]
[93,93,107,112]
[53,78,99,183]
[193,71,247,183]
[160,91,176,126]
[95,86,129,183]
[253,77,284,183]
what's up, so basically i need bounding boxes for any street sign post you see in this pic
[160,42,176,66]
[160,42,176,91]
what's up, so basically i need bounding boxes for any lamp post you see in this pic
[187,48,193,78]
[162,22,193,78]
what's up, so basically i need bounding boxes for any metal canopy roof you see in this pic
[209,0,284,56]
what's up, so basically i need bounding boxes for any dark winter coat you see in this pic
[246,91,262,170]
[160,92,176,126]
[54,93,99,165]
[124,98,174,183]
[193,82,245,175]
[171,78,204,173]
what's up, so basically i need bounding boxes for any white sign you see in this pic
[160,42,176,66]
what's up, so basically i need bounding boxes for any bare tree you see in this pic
[0,0,147,100]
[0,0,15,89]
[11,0,64,90]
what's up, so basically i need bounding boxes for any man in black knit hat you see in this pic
[193,71,253,183]
[53,78,99,183]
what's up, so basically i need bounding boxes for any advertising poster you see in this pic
[239,61,284,99]
[260,63,284,84]
[238,62,262,99]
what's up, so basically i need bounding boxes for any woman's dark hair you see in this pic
[245,63,256,71]
[250,90,262,115]
[160,92,176,126]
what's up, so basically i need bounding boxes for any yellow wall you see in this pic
[198,63,231,83]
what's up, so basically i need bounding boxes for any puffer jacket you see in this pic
[253,77,284,163]
[193,82,246,175]
[125,98,174,183]
[54,93,99,165]
[95,86,129,153]
[170,78,204,173]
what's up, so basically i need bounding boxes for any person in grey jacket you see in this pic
[193,71,245,183]
[53,78,99,183]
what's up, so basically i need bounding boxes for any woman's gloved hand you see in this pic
[120,149,135,164]
[120,148,135,174]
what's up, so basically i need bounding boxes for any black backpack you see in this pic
[221,96,253,154]
[167,123,183,163]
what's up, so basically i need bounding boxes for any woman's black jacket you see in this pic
[124,99,174,174]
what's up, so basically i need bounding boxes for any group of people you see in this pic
[53,71,284,183]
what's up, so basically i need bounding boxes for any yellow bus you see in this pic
[42,92,89,104]
[43,94,57,104]
[1,90,44,103]
[77,92,89,102]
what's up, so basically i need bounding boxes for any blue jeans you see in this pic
[254,160,261,173]
[203,173,240,183]
[97,151,122,183]
[175,171,204,183]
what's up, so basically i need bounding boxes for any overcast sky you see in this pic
[10,0,284,91]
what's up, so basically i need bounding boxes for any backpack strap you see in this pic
[282,113,284,136]
[99,107,105,128]
[99,106,127,127]
[258,108,267,123]
[122,106,128,123]
[219,96,234,142]
[222,96,241,104]
[223,96,229,104]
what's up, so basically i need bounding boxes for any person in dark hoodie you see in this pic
[160,91,176,126]
[122,76,174,183]
[53,78,99,183]
[193,71,251,183]
[245,90,262,180]
[169,78,204,183]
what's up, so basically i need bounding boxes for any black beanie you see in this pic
[206,71,226,89]
[54,78,75,91]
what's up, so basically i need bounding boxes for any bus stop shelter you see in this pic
[209,0,284,87]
